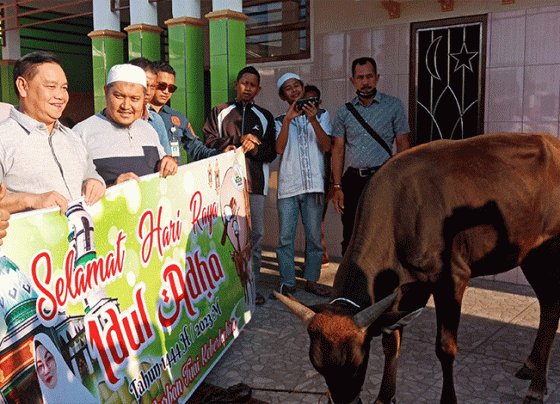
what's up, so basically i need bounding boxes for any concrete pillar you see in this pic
[166,0,205,152]
[125,0,162,61]
[205,6,248,107]
[165,16,206,142]
[1,1,21,104]
[88,0,125,112]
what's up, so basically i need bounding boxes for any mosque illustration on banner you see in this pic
[0,202,119,404]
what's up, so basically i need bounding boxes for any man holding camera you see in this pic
[273,73,332,299]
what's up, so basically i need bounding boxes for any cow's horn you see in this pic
[273,291,316,327]
[353,292,397,330]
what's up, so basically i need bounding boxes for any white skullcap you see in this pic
[106,64,147,88]
[277,73,301,90]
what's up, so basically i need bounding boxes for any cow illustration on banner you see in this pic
[0,150,253,404]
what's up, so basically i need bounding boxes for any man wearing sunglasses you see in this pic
[151,61,218,164]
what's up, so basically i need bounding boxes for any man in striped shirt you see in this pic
[332,57,411,255]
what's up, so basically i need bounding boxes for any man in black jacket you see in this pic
[203,66,277,305]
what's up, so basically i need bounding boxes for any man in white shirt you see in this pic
[0,51,105,214]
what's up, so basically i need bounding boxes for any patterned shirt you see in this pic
[333,92,409,169]
[274,109,333,199]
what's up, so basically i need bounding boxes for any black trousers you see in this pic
[341,167,378,255]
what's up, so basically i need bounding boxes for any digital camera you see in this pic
[296,97,319,110]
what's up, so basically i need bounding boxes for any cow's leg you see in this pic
[521,299,560,404]
[432,276,468,404]
[374,328,402,404]
[519,250,560,404]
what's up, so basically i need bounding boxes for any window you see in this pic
[243,0,310,63]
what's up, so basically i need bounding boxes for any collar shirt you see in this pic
[0,107,104,201]
[155,104,218,163]
[333,92,409,169]
[73,112,165,186]
[274,109,332,199]
[146,107,172,155]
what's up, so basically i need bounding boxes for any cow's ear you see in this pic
[397,281,431,312]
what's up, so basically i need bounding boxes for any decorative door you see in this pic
[410,15,487,145]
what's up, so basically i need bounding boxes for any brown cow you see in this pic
[275,133,560,404]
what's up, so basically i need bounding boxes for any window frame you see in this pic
[244,0,312,65]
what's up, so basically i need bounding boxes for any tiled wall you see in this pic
[486,6,560,137]
[256,5,560,285]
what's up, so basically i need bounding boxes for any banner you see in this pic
[0,150,254,404]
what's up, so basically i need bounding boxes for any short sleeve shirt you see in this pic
[333,92,409,169]
[73,113,165,185]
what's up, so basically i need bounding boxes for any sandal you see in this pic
[305,282,330,297]
[255,292,265,306]
[269,284,296,300]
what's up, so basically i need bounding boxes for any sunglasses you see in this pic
[157,83,178,93]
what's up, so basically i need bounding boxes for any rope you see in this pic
[250,386,330,403]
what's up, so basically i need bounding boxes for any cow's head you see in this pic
[274,292,398,404]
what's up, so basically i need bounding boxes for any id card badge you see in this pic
[170,140,181,158]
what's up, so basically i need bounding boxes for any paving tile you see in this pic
[202,249,560,404]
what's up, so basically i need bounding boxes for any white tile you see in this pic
[488,13,526,68]
[310,33,323,82]
[396,74,410,107]
[486,67,524,123]
[346,28,372,75]
[320,78,347,119]
[299,63,316,84]
[321,32,346,80]
[372,24,403,76]
[490,9,526,20]
[525,11,560,65]
[523,64,560,122]
[526,5,560,15]
[484,122,523,134]
[522,121,559,137]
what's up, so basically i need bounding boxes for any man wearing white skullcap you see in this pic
[271,72,332,299]
[0,51,105,214]
[74,63,178,186]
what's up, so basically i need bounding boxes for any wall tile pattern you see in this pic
[257,6,560,286]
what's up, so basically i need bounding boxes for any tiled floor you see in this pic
[203,250,560,404]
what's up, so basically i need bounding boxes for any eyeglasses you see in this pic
[157,83,178,93]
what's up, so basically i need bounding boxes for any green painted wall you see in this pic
[168,22,206,164]
[0,64,18,105]
[128,31,161,61]
[91,36,125,112]
[208,18,246,107]
[19,8,93,93]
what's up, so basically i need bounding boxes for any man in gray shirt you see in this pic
[0,51,105,214]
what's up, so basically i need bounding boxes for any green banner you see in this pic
[0,150,254,404]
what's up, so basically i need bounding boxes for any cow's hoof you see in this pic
[515,364,534,380]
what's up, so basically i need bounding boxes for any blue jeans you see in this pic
[249,193,265,285]
[276,193,324,288]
